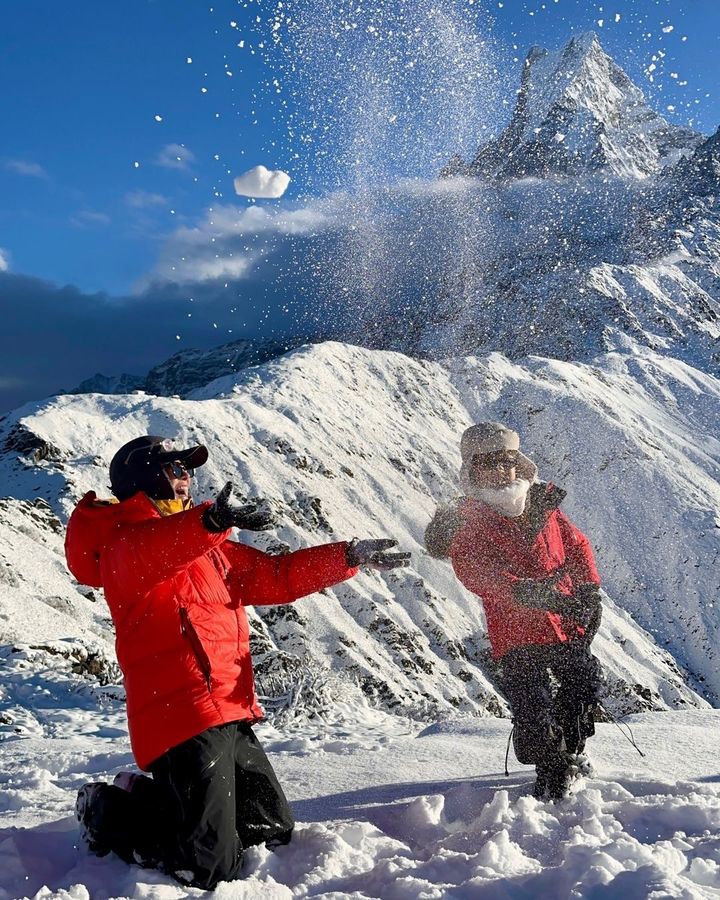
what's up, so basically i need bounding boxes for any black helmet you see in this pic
[109,435,209,501]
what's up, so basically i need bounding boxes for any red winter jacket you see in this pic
[65,491,357,770]
[450,489,600,659]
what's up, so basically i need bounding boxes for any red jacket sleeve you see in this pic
[223,540,357,606]
[103,503,230,592]
[556,511,600,586]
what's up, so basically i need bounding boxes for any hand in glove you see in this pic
[566,583,603,634]
[512,575,564,610]
[346,538,411,571]
[513,578,602,631]
[203,482,275,533]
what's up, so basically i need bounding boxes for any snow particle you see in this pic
[186,57,193,64]
[154,114,163,122]
[662,25,674,34]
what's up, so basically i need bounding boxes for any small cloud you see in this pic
[156,143,196,171]
[124,190,169,209]
[0,375,27,390]
[71,210,112,228]
[233,165,291,199]
[5,159,49,179]
[0,248,9,272]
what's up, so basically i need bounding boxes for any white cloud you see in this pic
[233,165,291,199]
[5,159,49,179]
[124,190,169,209]
[70,210,111,228]
[0,248,9,272]
[156,143,196,171]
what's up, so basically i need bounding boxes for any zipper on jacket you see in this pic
[179,607,213,692]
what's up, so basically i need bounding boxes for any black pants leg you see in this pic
[499,646,560,765]
[550,643,603,755]
[234,722,295,849]
[150,722,243,890]
[149,721,294,891]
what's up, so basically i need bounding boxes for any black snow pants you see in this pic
[89,721,294,891]
[497,641,603,765]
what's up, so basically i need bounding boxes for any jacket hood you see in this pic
[65,491,161,587]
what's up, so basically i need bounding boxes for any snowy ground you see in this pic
[3,642,720,900]
[2,341,720,898]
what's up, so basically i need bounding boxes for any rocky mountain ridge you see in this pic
[449,32,702,181]
[2,342,718,725]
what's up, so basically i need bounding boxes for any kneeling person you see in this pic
[66,435,410,889]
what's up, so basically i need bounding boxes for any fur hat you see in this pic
[459,422,538,491]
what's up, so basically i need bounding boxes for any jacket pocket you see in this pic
[179,607,213,692]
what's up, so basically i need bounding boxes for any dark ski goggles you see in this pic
[472,451,519,470]
[164,460,195,479]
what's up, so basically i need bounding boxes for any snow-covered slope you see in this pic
[1,342,716,716]
[465,32,701,180]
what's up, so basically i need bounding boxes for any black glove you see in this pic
[513,578,602,631]
[512,576,563,610]
[203,482,275,533]
[569,583,603,636]
[346,538,411,570]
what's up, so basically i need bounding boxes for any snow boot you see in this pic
[533,754,577,801]
[76,782,113,856]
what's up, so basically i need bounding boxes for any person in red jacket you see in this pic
[425,422,603,800]
[65,435,410,889]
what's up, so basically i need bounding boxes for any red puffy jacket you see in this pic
[451,490,600,659]
[65,491,356,770]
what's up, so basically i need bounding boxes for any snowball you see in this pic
[597,19,604,28]
[615,14,621,23]
[233,165,291,199]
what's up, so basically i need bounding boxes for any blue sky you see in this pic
[1,0,719,411]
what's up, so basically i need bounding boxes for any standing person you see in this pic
[65,435,410,889]
[425,422,603,800]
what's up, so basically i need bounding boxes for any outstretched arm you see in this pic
[223,540,358,606]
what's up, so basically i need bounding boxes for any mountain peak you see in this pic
[465,32,702,180]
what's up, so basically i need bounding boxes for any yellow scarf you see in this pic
[152,498,193,517]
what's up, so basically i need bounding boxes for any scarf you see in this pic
[470,478,532,518]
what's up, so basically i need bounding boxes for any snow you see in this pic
[234,166,291,200]
[4,661,720,899]
[2,339,720,894]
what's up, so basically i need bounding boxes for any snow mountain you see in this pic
[2,342,718,729]
[462,32,702,180]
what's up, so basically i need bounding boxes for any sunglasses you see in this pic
[471,451,519,470]
[165,460,194,479]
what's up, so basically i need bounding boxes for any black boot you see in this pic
[534,753,577,801]
[76,783,114,856]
